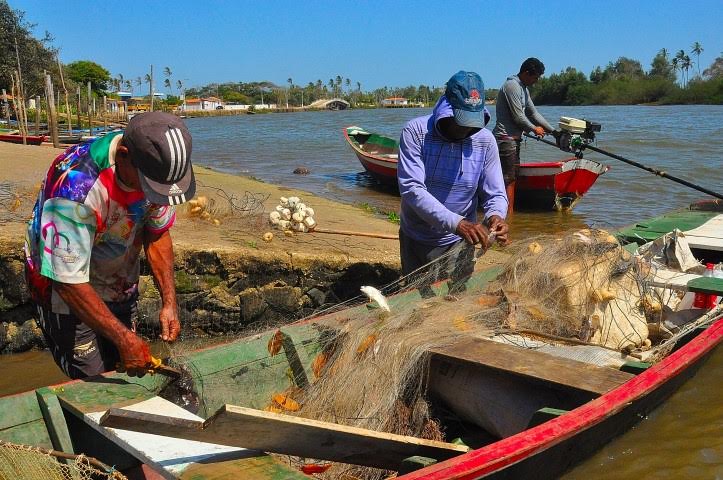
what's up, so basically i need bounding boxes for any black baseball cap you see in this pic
[123,112,196,206]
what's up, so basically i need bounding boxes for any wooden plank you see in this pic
[649,269,723,295]
[100,403,469,471]
[687,277,723,296]
[77,396,304,479]
[430,337,634,396]
[36,387,74,454]
[686,235,723,251]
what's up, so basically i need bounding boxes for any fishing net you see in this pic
[0,440,127,480]
[0,182,38,226]
[138,226,709,479]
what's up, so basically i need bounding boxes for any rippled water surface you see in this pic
[188,105,723,238]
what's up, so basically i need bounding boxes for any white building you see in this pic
[382,97,408,107]
[180,96,225,111]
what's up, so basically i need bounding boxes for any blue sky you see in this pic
[11,0,723,92]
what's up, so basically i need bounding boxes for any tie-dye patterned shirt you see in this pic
[24,131,176,313]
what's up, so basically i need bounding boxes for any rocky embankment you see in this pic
[0,237,399,353]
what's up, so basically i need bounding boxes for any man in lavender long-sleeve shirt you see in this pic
[398,71,509,294]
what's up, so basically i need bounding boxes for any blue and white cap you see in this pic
[124,112,196,206]
[445,71,486,129]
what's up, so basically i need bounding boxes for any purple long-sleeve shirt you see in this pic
[398,96,508,246]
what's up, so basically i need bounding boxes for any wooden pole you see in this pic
[13,38,28,143]
[87,81,92,137]
[45,73,59,147]
[312,227,399,240]
[76,86,81,133]
[102,95,107,132]
[11,72,27,144]
[1,89,10,126]
[149,64,154,112]
[34,95,40,135]
[56,56,72,135]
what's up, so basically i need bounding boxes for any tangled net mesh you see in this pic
[144,227,706,479]
[0,440,127,480]
[0,182,39,226]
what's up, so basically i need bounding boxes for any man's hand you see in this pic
[486,215,510,245]
[533,126,546,137]
[117,332,152,377]
[456,219,492,248]
[159,303,180,342]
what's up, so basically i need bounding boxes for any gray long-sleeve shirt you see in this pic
[492,75,553,140]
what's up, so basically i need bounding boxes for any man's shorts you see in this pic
[399,229,474,297]
[497,139,521,186]
[35,298,137,379]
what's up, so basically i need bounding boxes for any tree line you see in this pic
[530,47,722,105]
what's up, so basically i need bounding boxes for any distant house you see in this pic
[382,97,408,107]
[180,96,225,111]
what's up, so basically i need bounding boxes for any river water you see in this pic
[187,104,723,238]
[1,105,721,478]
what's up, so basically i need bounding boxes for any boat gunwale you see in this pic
[398,309,723,479]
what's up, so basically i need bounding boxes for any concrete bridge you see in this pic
[306,98,350,110]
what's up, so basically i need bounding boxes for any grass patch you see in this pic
[355,202,400,224]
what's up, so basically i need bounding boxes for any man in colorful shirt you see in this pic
[398,71,509,295]
[24,112,196,378]
[493,57,556,215]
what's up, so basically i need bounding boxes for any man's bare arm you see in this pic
[53,282,151,370]
[144,229,180,341]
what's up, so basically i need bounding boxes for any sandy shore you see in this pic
[0,141,509,268]
[0,141,403,266]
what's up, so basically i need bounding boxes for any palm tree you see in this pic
[658,48,668,60]
[345,78,351,97]
[682,55,693,86]
[287,77,292,108]
[144,73,153,100]
[691,42,704,77]
[117,73,124,92]
[328,78,334,96]
[124,80,132,93]
[335,75,342,97]
[671,57,680,85]
[163,67,173,94]
[675,50,686,87]
[135,76,142,93]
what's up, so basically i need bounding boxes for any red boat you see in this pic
[344,126,609,210]
[0,133,46,145]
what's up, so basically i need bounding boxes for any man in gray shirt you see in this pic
[493,58,555,215]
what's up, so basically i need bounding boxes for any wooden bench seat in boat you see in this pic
[427,337,636,438]
[429,337,634,397]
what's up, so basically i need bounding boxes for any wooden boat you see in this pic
[343,126,609,210]
[0,133,46,145]
[1,203,721,479]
